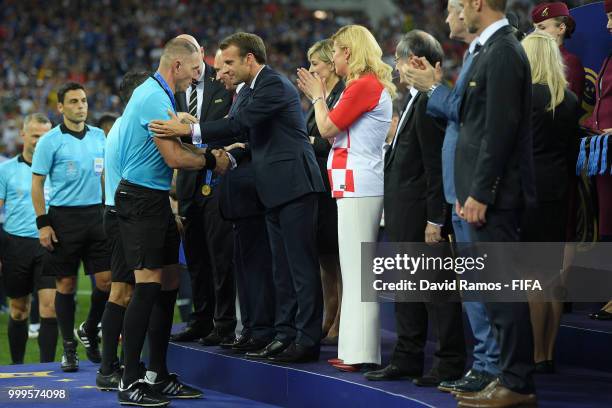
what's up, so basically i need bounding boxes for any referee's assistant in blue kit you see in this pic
[31,82,111,372]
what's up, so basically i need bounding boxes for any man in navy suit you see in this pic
[150,32,325,363]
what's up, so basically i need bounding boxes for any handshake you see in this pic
[206,142,246,175]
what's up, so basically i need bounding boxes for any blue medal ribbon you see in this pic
[153,72,177,113]
[589,135,602,176]
[576,137,587,175]
[601,135,609,175]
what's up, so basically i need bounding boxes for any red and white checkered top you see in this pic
[327,73,392,198]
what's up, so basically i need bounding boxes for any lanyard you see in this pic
[153,72,177,113]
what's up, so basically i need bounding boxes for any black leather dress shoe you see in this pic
[245,340,288,360]
[232,337,270,354]
[220,334,250,349]
[170,326,209,342]
[439,370,495,393]
[589,309,612,320]
[413,370,461,387]
[199,330,236,347]
[364,364,418,381]
[267,343,320,363]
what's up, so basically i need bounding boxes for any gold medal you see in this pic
[201,185,212,196]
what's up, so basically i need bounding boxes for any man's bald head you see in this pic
[176,34,200,49]
[160,38,198,67]
[175,34,205,79]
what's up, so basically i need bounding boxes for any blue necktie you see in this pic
[455,44,481,95]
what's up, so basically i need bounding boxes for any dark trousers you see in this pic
[234,215,275,341]
[467,208,535,394]
[386,200,465,377]
[182,193,236,334]
[265,193,323,348]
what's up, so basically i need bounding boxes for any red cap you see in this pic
[605,0,612,13]
[531,2,576,34]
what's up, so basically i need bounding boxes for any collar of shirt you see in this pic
[478,18,509,47]
[250,65,266,89]
[236,82,246,94]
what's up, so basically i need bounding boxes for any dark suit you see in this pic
[455,24,536,394]
[305,80,344,255]
[201,66,325,348]
[521,86,580,242]
[174,63,236,336]
[218,85,275,341]
[384,91,465,378]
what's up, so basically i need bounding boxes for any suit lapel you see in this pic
[199,64,217,119]
[385,93,420,170]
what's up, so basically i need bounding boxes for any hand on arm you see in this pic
[149,110,192,138]
[31,174,57,250]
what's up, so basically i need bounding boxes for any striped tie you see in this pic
[188,83,198,117]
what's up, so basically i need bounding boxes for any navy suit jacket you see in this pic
[201,66,325,209]
[217,86,266,220]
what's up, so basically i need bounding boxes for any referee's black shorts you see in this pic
[43,204,111,277]
[103,206,134,284]
[0,232,55,298]
[115,180,179,271]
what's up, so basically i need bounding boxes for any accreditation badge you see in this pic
[94,157,104,175]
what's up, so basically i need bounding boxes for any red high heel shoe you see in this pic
[327,358,343,365]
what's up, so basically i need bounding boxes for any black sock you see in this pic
[100,302,125,375]
[38,317,58,363]
[85,287,110,336]
[121,283,161,386]
[8,317,28,364]
[147,289,178,380]
[54,292,75,342]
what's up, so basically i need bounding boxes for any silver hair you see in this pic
[23,113,51,130]
[448,0,462,11]
[396,30,444,65]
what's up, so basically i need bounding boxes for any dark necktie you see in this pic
[229,86,251,117]
[188,82,199,117]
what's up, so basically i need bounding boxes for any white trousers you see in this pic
[336,196,383,365]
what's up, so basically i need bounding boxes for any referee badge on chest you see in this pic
[94,157,104,175]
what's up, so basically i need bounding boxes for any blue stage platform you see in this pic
[167,311,612,408]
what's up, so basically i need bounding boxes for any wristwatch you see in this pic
[311,96,323,105]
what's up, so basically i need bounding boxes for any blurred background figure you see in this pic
[304,39,345,346]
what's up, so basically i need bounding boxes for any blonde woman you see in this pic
[303,39,345,345]
[520,31,581,374]
[297,25,395,371]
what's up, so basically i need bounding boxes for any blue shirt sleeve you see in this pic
[426,84,453,120]
[141,92,173,138]
[31,134,55,176]
[0,163,8,201]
